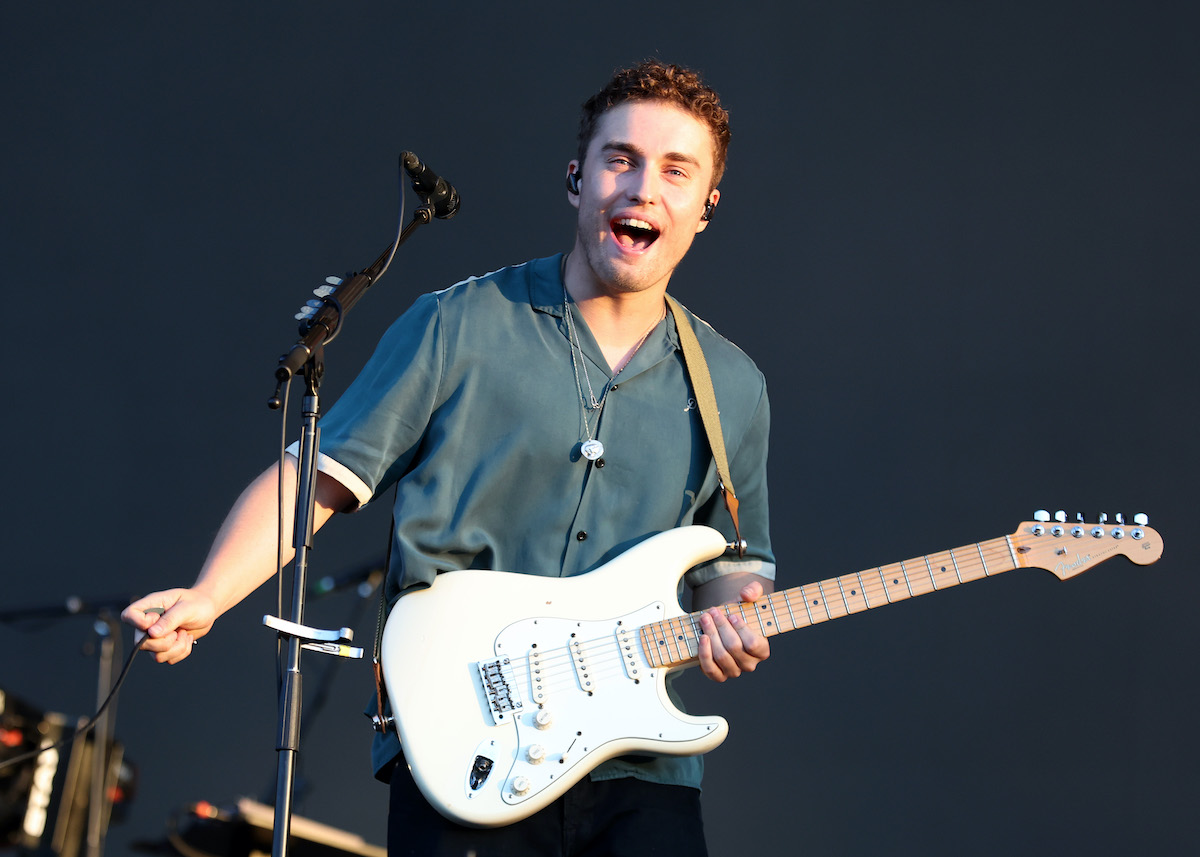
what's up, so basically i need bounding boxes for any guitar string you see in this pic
[506,638,626,697]
[495,538,1022,696]
[485,537,1043,707]
[475,532,1137,730]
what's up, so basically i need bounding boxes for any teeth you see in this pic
[615,218,655,232]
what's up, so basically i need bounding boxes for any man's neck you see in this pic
[562,252,670,372]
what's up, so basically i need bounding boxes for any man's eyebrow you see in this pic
[600,141,702,167]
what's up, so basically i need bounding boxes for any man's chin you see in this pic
[576,242,672,296]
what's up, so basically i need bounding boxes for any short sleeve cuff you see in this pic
[684,558,777,588]
[284,442,375,510]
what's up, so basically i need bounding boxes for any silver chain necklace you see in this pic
[563,287,663,461]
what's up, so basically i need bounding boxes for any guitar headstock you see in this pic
[1011,511,1164,580]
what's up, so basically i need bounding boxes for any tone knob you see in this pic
[535,709,553,730]
[527,744,546,764]
[512,776,531,795]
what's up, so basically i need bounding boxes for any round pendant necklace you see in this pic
[563,287,663,461]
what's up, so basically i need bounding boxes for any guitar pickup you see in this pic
[570,637,598,695]
[616,625,643,681]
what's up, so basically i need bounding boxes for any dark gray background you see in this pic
[3,2,1196,855]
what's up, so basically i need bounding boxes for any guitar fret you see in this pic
[877,567,893,603]
[664,618,682,664]
[729,600,758,633]
[1004,535,1018,567]
[834,575,851,614]
[673,616,692,660]
[779,589,799,631]
[899,561,915,598]
[949,548,963,583]
[655,618,672,664]
[816,580,841,619]
[685,615,701,658]
[842,572,869,615]
[800,585,817,624]
[924,555,939,591]
[855,571,872,609]
[811,583,832,622]
[760,596,781,635]
[641,626,659,667]
[686,617,699,657]
[650,618,685,667]
[977,542,990,576]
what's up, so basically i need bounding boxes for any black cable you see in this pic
[0,629,153,773]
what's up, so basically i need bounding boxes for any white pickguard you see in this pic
[380,526,731,827]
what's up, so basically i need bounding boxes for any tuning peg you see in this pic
[1054,511,1067,523]
[1133,513,1149,526]
[1034,510,1050,522]
[1115,513,1125,525]
[1099,512,1108,524]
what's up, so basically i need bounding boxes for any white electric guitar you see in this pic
[380,513,1163,827]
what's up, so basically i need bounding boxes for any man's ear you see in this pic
[566,161,582,208]
[696,189,720,232]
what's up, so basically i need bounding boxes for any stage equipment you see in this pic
[160,798,384,857]
[0,689,135,857]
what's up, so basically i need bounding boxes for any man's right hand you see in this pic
[122,589,218,665]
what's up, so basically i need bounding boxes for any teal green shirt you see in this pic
[314,254,773,789]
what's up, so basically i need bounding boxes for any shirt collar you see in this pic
[527,252,682,351]
[528,253,567,318]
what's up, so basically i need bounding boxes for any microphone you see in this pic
[401,151,461,219]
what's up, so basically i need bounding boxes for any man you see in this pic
[124,60,775,856]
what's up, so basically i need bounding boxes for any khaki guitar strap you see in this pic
[665,295,747,557]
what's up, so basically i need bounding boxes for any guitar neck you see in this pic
[641,533,1023,669]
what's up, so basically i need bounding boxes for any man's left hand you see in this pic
[697,579,771,682]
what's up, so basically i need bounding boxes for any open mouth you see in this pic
[611,217,660,252]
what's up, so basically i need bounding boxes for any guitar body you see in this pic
[380,525,731,828]
[380,512,1164,828]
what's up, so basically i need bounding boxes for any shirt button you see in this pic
[576,531,588,541]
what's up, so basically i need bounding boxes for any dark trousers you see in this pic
[387,761,709,857]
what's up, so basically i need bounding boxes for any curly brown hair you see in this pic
[577,60,731,189]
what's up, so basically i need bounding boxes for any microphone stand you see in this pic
[264,171,451,857]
